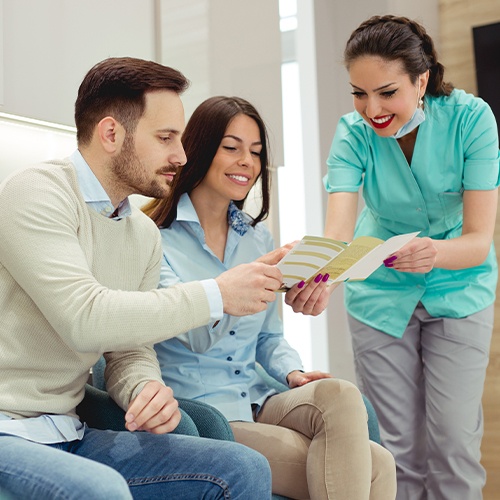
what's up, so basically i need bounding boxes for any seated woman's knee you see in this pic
[307,378,365,415]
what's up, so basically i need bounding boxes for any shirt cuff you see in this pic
[200,279,223,325]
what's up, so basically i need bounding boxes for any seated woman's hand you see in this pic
[284,275,339,316]
[287,369,334,388]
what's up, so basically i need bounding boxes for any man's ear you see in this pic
[96,117,126,154]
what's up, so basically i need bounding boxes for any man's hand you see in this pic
[284,275,339,316]
[125,381,180,434]
[287,370,333,388]
[256,241,298,265]
[215,262,283,316]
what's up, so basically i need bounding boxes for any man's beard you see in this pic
[111,135,177,199]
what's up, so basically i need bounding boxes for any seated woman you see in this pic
[143,96,396,500]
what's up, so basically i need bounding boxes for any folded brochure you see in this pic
[277,232,420,290]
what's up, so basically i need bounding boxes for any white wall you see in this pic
[1,0,157,126]
[158,0,283,165]
[0,115,76,179]
[158,0,283,237]
[0,0,4,106]
[0,0,283,220]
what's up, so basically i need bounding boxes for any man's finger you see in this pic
[256,247,288,265]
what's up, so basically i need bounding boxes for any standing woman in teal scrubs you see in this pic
[324,15,499,500]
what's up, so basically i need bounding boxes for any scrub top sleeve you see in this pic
[462,100,500,190]
[324,116,366,193]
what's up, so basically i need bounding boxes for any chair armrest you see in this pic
[177,397,234,441]
[361,394,381,444]
[77,384,127,431]
[255,363,289,393]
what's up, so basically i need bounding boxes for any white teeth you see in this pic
[372,115,393,124]
[228,175,248,182]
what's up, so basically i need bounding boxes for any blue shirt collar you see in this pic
[70,150,132,219]
[177,193,251,237]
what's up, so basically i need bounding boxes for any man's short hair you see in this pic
[75,57,189,146]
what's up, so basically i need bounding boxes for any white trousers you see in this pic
[348,302,493,500]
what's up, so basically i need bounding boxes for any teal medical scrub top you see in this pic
[324,89,500,338]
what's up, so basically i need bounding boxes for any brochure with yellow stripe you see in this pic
[277,232,419,290]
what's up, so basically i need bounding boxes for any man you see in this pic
[0,57,281,499]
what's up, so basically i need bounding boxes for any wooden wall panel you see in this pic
[439,0,500,93]
[439,1,500,497]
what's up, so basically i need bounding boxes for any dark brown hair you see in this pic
[75,57,189,145]
[143,96,271,228]
[344,15,453,96]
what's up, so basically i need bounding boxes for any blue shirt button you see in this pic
[241,392,247,397]
[229,330,236,335]
[227,356,233,361]
[235,370,241,375]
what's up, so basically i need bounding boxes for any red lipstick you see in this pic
[370,115,394,129]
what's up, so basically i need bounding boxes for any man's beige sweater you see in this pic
[0,160,211,419]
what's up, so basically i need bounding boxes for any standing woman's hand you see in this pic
[384,237,437,273]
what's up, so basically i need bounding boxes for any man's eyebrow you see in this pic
[350,82,397,92]
[157,128,182,135]
[223,134,262,146]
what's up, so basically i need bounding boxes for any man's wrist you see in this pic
[200,279,223,324]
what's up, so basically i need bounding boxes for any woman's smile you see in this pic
[370,115,395,129]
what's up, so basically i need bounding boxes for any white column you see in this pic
[293,0,330,371]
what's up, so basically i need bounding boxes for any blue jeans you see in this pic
[0,428,271,499]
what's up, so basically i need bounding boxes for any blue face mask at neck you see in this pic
[362,91,426,139]
[391,93,425,139]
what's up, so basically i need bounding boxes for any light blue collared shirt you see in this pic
[155,194,302,422]
[71,150,132,219]
[0,412,84,444]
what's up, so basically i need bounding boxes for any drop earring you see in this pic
[418,97,424,107]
